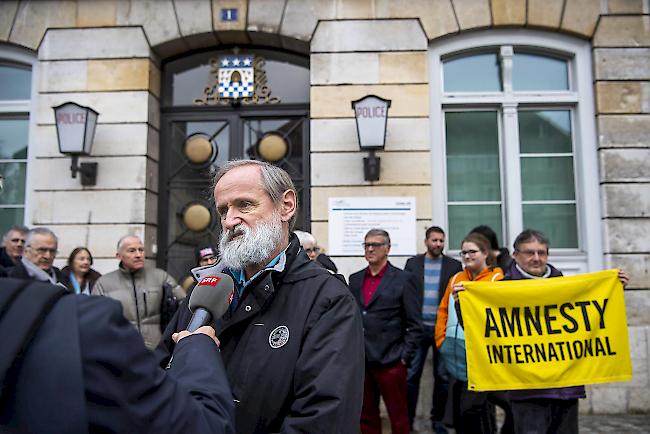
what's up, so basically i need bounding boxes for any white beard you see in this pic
[218,211,283,270]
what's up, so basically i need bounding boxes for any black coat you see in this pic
[316,253,338,273]
[156,235,365,434]
[349,262,423,366]
[1,278,235,434]
[404,253,463,320]
[0,247,15,268]
[7,259,70,288]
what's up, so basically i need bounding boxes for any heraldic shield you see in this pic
[218,55,254,98]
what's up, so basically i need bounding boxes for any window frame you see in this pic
[429,30,602,274]
[0,44,38,230]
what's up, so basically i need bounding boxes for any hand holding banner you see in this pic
[460,269,632,392]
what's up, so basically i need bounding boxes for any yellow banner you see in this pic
[461,269,632,392]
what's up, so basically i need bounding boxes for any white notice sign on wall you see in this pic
[328,197,416,256]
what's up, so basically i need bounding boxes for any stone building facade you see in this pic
[0,0,648,414]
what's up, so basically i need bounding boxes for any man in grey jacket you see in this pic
[92,235,186,349]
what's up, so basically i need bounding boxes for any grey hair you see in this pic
[513,229,550,252]
[25,227,58,247]
[116,234,143,251]
[364,228,391,246]
[214,159,298,231]
[294,230,316,247]
[2,225,28,243]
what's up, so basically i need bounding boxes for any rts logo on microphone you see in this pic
[198,276,221,287]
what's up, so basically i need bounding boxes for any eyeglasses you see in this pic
[516,249,548,258]
[363,242,387,249]
[460,249,480,257]
[304,247,321,254]
[29,247,58,255]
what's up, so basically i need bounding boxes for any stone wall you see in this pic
[593,4,650,414]
[0,0,648,413]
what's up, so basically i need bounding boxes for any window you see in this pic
[430,31,601,273]
[0,58,33,234]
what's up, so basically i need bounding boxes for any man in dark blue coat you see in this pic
[0,225,27,270]
[349,229,422,434]
[0,278,235,434]
[7,227,69,287]
[157,160,364,434]
[404,225,462,432]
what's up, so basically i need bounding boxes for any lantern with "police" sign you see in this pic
[53,102,99,185]
[351,95,391,181]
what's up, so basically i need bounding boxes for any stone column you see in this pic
[310,18,431,276]
[591,10,650,413]
[33,26,160,272]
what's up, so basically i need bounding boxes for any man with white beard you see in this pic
[156,159,364,434]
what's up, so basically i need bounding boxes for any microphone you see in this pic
[186,273,234,332]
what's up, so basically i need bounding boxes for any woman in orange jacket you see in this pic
[435,232,504,434]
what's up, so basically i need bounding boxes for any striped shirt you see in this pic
[423,256,442,327]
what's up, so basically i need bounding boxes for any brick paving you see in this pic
[410,414,650,433]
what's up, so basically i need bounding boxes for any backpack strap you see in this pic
[0,279,69,406]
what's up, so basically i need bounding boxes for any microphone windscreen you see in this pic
[189,273,234,319]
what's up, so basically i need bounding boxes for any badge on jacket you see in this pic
[269,325,289,348]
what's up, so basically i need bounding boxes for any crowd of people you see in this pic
[0,159,631,434]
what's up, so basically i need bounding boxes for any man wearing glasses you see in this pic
[349,228,422,434]
[504,229,629,434]
[7,227,69,287]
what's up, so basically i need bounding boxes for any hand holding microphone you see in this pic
[173,326,220,346]
[172,273,235,346]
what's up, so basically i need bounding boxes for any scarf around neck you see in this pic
[21,256,62,286]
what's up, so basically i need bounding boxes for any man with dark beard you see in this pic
[404,226,462,432]
[156,159,364,434]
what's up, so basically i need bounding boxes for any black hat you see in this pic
[195,245,217,263]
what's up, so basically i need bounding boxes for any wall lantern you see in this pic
[352,95,391,182]
[53,102,99,186]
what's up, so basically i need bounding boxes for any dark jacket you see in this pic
[7,258,70,288]
[316,253,338,273]
[496,247,513,271]
[0,278,235,434]
[404,253,463,325]
[349,262,423,366]
[156,235,365,434]
[61,266,102,294]
[504,261,586,401]
[0,247,15,268]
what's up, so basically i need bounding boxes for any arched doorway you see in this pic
[158,48,310,279]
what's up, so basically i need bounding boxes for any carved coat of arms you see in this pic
[218,55,254,98]
[194,54,280,106]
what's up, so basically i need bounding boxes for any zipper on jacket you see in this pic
[131,274,141,331]
[143,291,148,317]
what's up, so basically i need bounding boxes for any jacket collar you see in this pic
[118,262,144,277]
[461,266,503,281]
[505,261,563,280]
